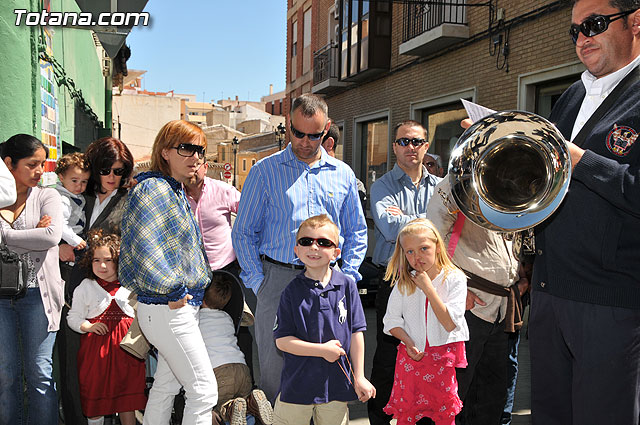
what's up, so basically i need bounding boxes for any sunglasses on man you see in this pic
[99,167,126,176]
[171,143,205,159]
[569,9,637,44]
[290,123,325,141]
[395,137,427,147]
[297,237,337,248]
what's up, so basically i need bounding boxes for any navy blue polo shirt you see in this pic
[274,267,367,404]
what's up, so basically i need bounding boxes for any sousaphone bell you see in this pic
[447,111,571,255]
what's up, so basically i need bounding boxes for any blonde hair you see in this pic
[296,214,340,245]
[150,120,207,176]
[384,218,459,295]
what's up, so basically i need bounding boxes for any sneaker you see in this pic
[225,397,248,425]
[247,389,274,425]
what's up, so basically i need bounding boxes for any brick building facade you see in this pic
[287,0,584,206]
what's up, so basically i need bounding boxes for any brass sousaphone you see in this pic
[447,111,571,255]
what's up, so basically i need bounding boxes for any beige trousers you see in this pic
[273,394,348,425]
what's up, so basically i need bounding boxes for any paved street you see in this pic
[348,306,532,425]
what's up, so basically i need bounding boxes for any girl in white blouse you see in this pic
[67,230,146,425]
[382,218,469,425]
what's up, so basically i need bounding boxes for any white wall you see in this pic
[113,94,181,160]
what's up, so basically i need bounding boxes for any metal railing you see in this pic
[402,0,467,43]
[313,43,340,85]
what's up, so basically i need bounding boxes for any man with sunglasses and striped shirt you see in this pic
[232,94,367,403]
[527,1,640,424]
[367,120,442,425]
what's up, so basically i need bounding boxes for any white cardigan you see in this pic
[67,278,135,333]
[383,269,469,349]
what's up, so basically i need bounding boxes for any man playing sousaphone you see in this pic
[455,1,640,423]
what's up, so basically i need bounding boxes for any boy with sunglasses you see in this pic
[273,214,375,424]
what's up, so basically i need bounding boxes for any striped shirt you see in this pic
[232,144,367,292]
[119,172,211,305]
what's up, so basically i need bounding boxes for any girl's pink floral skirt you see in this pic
[384,341,467,424]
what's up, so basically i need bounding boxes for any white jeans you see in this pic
[137,303,217,425]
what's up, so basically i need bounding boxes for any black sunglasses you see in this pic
[569,9,637,44]
[395,137,427,147]
[172,143,205,159]
[290,123,325,141]
[424,161,437,167]
[99,167,126,176]
[297,237,337,248]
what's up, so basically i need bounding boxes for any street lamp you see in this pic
[275,122,286,151]
[232,136,240,188]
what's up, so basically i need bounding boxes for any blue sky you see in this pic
[125,1,287,102]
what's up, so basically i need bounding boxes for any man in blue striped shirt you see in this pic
[232,94,368,402]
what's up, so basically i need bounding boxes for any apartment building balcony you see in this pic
[312,43,351,95]
[399,0,469,57]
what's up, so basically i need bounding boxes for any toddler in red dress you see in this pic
[67,230,147,425]
[382,218,469,425]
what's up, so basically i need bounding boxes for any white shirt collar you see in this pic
[581,53,640,96]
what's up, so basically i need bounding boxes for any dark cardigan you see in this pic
[532,72,640,309]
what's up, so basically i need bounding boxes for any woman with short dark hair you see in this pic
[57,136,134,425]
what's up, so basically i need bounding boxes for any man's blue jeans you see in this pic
[501,330,520,425]
[0,287,58,425]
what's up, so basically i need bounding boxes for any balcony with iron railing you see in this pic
[399,0,469,57]
[312,43,350,94]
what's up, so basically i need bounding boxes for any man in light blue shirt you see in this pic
[232,94,367,402]
[367,120,441,424]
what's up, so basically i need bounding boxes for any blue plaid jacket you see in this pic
[119,172,210,305]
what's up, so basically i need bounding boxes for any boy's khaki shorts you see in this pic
[273,394,348,425]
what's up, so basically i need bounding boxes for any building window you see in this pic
[252,159,256,166]
[221,149,225,162]
[303,8,312,74]
[339,0,390,80]
[291,20,298,81]
[242,159,247,172]
[419,102,467,170]
[534,77,578,118]
[292,21,298,57]
[358,117,388,198]
[334,123,344,162]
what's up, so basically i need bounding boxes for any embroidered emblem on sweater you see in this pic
[606,124,638,157]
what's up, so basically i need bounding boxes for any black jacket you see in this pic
[533,70,640,309]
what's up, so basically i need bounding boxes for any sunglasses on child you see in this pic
[297,237,337,248]
[395,137,427,147]
[569,9,637,44]
[172,143,206,159]
[290,123,325,141]
[99,167,126,176]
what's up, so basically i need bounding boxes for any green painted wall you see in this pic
[52,0,107,151]
[0,0,107,150]
[0,0,41,140]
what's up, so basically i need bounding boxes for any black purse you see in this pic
[0,239,28,298]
